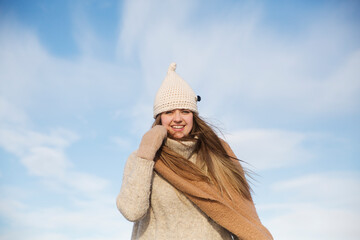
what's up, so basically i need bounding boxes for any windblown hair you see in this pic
[152,113,252,201]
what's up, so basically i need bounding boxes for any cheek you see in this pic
[160,115,170,127]
[185,117,194,131]
[187,122,193,131]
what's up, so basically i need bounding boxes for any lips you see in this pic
[171,125,185,131]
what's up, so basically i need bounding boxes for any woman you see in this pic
[116,63,273,240]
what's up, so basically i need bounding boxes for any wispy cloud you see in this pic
[118,0,360,119]
[0,12,135,239]
[0,97,112,193]
[0,1,358,240]
[0,187,132,240]
[0,18,138,114]
[272,171,360,207]
[0,97,130,239]
[225,129,311,170]
[264,172,360,240]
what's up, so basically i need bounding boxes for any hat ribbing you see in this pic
[153,63,198,118]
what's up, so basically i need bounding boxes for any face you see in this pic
[160,109,194,139]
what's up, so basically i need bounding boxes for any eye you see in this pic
[181,110,191,114]
[164,110,173,115]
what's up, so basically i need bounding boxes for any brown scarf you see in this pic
[154,139,273,240]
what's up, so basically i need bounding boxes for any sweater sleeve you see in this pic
[116,151,155,222]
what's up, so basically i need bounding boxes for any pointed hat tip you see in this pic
[168,62,177,72]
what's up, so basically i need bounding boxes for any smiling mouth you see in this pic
[171,125,185,131]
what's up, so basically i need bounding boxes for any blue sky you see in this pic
[0,0,359,239]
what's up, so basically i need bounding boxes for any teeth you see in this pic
[172,126,184,129]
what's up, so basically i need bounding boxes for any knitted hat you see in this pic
[153,63,199,118]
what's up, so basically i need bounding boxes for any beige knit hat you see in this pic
[153,63,199,118]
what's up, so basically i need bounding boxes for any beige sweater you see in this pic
[116,138,233,240]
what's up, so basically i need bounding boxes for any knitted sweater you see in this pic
[116,138,233,240]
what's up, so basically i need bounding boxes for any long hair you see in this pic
[152,113,252,201]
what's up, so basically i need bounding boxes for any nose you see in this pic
[173,110,182,122]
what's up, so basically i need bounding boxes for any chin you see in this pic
[173,135,184,139]
[171,133,185,139]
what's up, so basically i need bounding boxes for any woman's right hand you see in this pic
[136,125,168,161]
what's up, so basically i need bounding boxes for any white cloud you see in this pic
[272,172,360,207]
[0,127,77,177]
[0,191,133,240]
[111,136,132,151]
[0,97,29,127]
[0,124,127,239]
[0,19,129,237]
[263,172,360,240]
[0,96,112,192]
[118,0,154,57]
[0,96,124,239]
[64,172,109,194]
[0,117,112,197]
[225,129,311,170]
[1,2,358,240]
[319,49,360,112]
[0,18,138,114]
[21,146,70,177]
[268,204,360,240]
[118,0,360,117]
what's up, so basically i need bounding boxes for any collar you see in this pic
[164,138,197,159]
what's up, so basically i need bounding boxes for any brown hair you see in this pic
[153,113,252,201]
